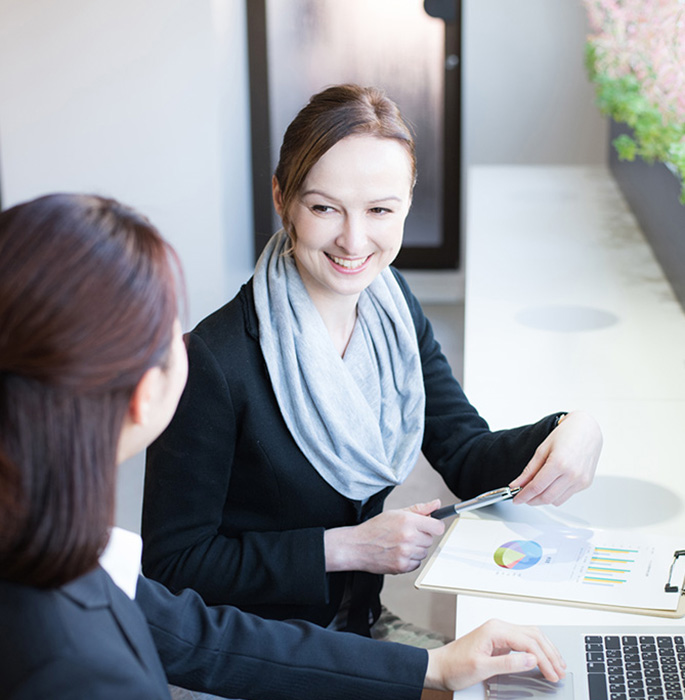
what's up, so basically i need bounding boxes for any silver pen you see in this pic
[430,486,521,520]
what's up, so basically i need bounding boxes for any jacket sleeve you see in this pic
[136,576,426,700]
[141,330,328,607]
[393,270,560,499]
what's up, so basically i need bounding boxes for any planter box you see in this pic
[609,120,685,311]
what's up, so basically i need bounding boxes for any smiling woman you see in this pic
[275,134,414,352]
[141,86,603,700]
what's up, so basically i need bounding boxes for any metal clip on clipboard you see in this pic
[664,550,685,593]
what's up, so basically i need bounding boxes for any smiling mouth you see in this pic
[326,253,370,270]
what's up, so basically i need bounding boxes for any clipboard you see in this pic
[415,515,685,618]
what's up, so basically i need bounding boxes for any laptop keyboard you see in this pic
[585,635,685,700]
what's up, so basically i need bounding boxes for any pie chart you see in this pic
[493,540,542,570]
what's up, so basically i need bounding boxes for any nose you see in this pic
[335,213,366,254]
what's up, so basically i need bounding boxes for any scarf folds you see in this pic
[252,231,425,502]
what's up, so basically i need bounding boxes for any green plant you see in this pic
[584,2,685,203]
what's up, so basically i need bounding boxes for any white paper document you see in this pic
[417,515,685,613]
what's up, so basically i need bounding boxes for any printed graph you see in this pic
[583,546,638,586]
[418,517,681,613]
[493,540,543,570]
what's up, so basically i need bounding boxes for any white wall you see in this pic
[463,0,607,164]
[0,0,254,326]
[0,0,254,532]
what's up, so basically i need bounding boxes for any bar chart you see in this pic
[583,546,638,586]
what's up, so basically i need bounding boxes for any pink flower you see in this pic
[584,0,685,128]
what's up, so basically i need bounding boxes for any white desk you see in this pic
[453,166,685,698]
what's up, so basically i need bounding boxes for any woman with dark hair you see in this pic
[0,192,566,699]
[142,84,602,648]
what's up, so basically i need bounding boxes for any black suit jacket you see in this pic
[143,270,559,631]
[0,567,426,699]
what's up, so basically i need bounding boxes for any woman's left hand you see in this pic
[509,410,603,506]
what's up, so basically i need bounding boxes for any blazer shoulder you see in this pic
[0,577,158,698]
[191,279,258,349]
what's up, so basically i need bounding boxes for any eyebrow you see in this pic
[300,189,404,203]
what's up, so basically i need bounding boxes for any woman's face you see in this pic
[277,134,414,307]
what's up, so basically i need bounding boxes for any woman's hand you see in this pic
[510,410,603,506]
[324,500,445,574]
[424,619,566,691]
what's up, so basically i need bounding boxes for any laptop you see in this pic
[486,625,685,699]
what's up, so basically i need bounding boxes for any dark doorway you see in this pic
[247,0,461,270]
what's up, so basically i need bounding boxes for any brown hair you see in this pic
[0,193,180,588]
[274,84,416,236]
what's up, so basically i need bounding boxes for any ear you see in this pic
[127,366,163,426]
[117,366,164,465]
[272,175,284,218]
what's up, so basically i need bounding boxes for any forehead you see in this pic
[302,135,414,197]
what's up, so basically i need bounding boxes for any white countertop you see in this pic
[451,165,685,698]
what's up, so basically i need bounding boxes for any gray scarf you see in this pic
[253,230,425,501]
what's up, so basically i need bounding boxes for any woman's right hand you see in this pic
[424,619,566,691]
[324,500,445,574]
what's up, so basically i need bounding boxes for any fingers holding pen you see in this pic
[324,499,445,575]
[405,499,446,536]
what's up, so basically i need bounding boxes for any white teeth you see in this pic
[328,254,367,269]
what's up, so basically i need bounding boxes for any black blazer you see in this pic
[143,270,559,631]
[0,567,426,699]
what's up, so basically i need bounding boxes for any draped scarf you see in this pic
[252,230,425,501]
